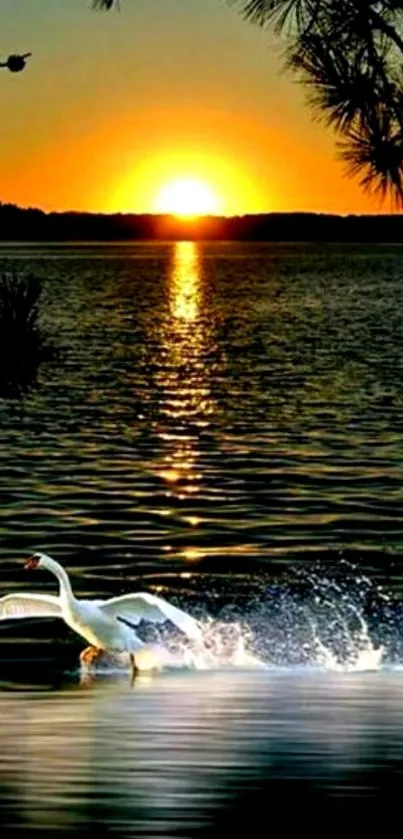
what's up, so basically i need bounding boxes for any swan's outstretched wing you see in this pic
[101,593,202,641]
[0,593,61,621]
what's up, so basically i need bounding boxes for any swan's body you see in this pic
[0,554,201,672]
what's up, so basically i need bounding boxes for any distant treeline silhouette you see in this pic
[1,202,403,242]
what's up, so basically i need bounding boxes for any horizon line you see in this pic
[0,202,401,220]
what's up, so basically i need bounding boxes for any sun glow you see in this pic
[155,178,221,217]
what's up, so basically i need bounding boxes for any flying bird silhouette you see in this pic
[0,53,32,73]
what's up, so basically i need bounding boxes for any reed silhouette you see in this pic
[0,272,54,397]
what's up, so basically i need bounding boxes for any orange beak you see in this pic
[24,555,39,570]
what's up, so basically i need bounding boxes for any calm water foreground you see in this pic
[1,241,403,829]
[2,669,403,835]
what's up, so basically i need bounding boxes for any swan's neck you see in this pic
[42,556,74,602]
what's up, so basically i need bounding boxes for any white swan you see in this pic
[0,553,202,673]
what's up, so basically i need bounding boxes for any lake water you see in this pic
[2,670,403,836]
[1,241,403,832]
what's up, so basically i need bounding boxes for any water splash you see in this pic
[163,618,267,671]
[85,621,267,675]
[81,561,398,675]
[309,612,384,673]
[171,561,393,673]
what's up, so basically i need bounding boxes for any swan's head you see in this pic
[24,552,51,570]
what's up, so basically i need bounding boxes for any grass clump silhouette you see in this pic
[0,272,53,396]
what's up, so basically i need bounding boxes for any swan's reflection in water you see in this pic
[2,671,403,834]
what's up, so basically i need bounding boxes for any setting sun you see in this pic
[155,178,221,217]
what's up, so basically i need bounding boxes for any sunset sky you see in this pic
[0,0,393,216]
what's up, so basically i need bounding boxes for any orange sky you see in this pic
[0,0,394,216]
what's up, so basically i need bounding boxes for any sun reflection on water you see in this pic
[151,242,219,562]
[157,240,215,430]
[171,240,200,323]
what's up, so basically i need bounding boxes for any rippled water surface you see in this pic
[3,670,403,836]
[2,242,403,579]
[1,241,403,829]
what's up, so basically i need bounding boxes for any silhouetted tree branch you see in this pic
[233,0,403,204]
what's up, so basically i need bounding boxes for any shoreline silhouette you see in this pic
[0,202,402,242]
